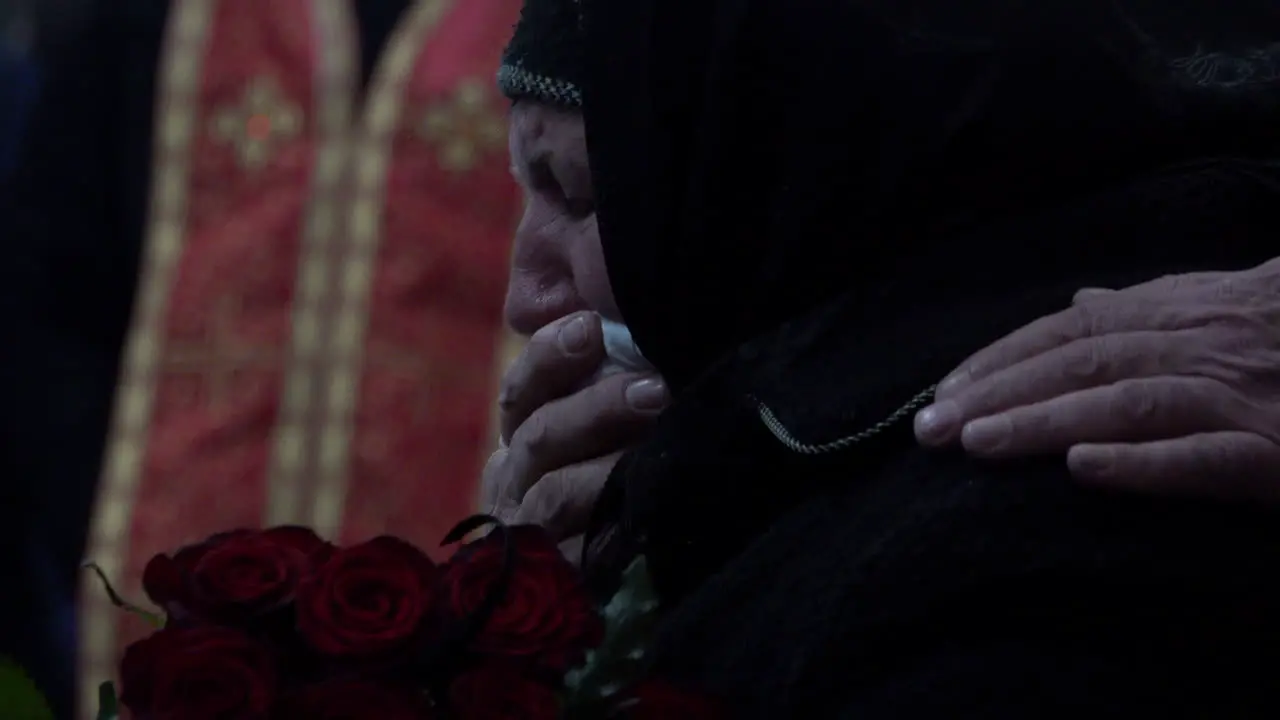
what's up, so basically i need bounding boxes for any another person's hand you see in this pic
[481,312,668,540]
[914,258,1280,500]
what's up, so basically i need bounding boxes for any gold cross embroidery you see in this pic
[419,78,507,173]
[160,293,283,409]
[211,77,305,169]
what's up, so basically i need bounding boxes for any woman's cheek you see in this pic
[572,215,622,320]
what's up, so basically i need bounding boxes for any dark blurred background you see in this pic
[2,0,96,168]
[1,0,83,712]
[1,0,38,177]
[0,5,525,720]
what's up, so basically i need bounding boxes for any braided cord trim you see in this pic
[497,64,582,107]
[757,385,938,455]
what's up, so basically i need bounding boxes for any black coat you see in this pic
[577,0,1280,714]
[0,2,408,713]
[606,242,1280,717]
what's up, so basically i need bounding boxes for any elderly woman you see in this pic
[492,0,1280,715]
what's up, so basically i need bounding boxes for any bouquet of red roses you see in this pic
[79,516,721,719]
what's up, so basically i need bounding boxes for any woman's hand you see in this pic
[481,312,668,540]
[914,258,1280,501]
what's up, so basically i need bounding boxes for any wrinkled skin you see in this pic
[484,103,667,552]
[917,257,1280,501]
[494,101,1280,541]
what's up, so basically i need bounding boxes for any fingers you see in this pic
[1069,432,1280,502]
[513,453,623,540]
[915,330,1202,446]
[480,448,518,518]
[502,372,665,505]
[1073,272,1228,304]
[937,296,1213,400]
[1071,288,1115,303]
[953,377,1245,459]
[499,311,605,444]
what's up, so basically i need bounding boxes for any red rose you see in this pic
[449,664,561,720]
[615,679,725,719]
[439,525,603,671]
[143,526,332,621]
[119,625,277,719]
[273,680,435,719]
[295,536,439,658]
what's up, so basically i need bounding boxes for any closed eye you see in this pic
[528,157,594,220]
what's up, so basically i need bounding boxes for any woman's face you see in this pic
[505,102,619,336]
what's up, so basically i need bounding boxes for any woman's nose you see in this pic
[505,215,589,334]
[504,263,585,336]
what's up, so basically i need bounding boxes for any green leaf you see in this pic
[563,557,661,714]
[0,657,55,720]
[83,561,166,628]
[96,681,120,720]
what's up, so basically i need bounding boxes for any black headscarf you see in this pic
[561,0,1280,610]
[579,0,1280,394]
[566,8,1280,712]
[502,0,1280,601]
[498,0,584,107]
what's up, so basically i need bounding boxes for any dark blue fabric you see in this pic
[0,48,38,178]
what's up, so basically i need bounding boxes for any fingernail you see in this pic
[557,314,590,356]
[1074,287,1114,302]
[625,377,668,412]
[1067,445,1113,479]
[961,415,1012,454]
[914,401,960,445]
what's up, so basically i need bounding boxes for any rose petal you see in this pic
[188,534,306,620]
[274,681,434,719]
[262,526,333,559]
[364,536,438,584]
[171,539,216,572]
[438,525,603,671]
[121,626,277,719]
[119,631,175,711]
[295,538,438,660]
[141,554,188,608]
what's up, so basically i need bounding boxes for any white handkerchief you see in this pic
[597,318,653,377]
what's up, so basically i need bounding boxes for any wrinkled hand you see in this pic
[481,312,667,543]
[914,258,1280,501]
